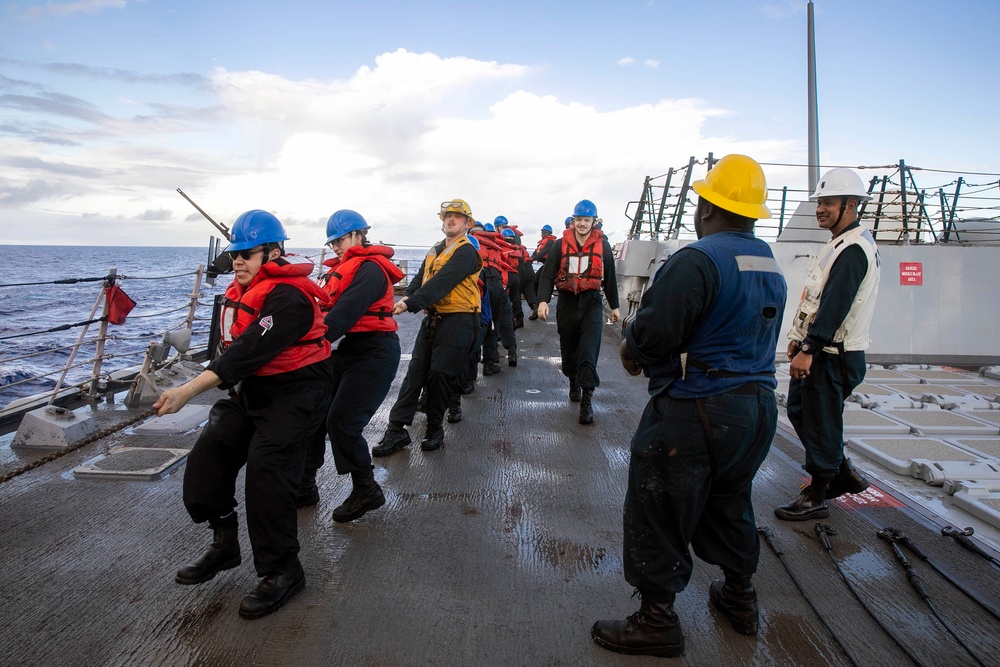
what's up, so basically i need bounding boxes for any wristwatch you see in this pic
[798,341,816,355]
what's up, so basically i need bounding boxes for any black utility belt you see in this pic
[426,311,477,318]
[344,331,398,338]
[728,382,762,395]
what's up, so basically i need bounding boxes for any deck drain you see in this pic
[74,447,188,481]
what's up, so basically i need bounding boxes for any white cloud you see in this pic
[644,60,660,68]
[616,57,635,66]
[0,48,799,246]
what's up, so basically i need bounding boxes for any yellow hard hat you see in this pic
[439,198,473,221]
[691,154,772,219]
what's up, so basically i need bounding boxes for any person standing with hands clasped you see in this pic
[774,168,880,521]
[153,210,333,620]
[536,200,619,424]
[592,155,786,657]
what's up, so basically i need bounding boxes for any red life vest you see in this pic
[221,254,332,376]
[532,235,555,263]
[504,243,525,273]
[555,228,605,294]
[319,244,404,333]
[471,231,515,287]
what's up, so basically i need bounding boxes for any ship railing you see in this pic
[0,266,213,417]
[625,156,1000,245]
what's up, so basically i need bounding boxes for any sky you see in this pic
[1,0,998,248]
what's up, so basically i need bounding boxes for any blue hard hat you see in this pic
[573,199,598,218]
[494,215,508,227]
[483,222,495,232]
[541,224,553,233]
[501,228,515,238]
[466,233,481,250]
[225,210,289,252]
[565,216,574,228]
[325,209,370,244]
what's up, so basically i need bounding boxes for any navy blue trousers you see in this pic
[555,289,604,388]
[623,385,777,595]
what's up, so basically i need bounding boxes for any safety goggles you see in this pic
[327,233,354,249]
[226,245,265,261]
[440,200,470,216]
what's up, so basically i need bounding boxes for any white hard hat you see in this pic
[810,168,872,201]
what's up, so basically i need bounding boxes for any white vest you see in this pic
[788,226,880,353]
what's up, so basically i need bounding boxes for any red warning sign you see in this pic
[900,262,923,285]
[834,486,903,510]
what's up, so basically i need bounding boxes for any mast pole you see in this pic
[807,1,820,193]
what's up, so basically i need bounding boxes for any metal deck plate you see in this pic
[73,447,188,481]
[848,436,979,475]
[950,484,1000,531]
[899,368,985,384]
[863,368,922,382]
[132,404,211,436]
[875,406,1000,436]
[953,409,1000,429]
[843,405,911,436]
[946,437,1000,461]
[889,383,984,399]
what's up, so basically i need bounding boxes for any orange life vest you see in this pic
[471,231,515,287]
[221,254,331,376]
[554,228,605,294]
[319,245,404,333]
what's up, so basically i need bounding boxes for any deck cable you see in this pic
[941,526,1000,569]
[874,528,1000,622]
[0,408,156,485]
[757,526,860,667]
[877,529,989,667]
[814,523,926,667]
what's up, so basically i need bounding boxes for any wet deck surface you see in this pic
[2,298,999,666]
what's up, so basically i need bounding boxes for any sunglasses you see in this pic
[227,246,265,261]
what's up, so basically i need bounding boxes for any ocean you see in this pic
[0,245,428,408]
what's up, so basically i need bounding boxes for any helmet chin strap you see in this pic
[833,196,848,228]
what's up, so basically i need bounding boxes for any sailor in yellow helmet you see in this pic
[372,199,483,455]
[593,155,787,656]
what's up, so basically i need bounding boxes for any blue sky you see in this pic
[1,0,998,247]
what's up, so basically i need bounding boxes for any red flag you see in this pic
[105,285,137,325]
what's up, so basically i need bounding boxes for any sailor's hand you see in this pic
[789,350,814,380]
[536,302,549,321]
[152,386,190,417]
[392,297,409,316]
[787,341,800,360]
[609,308,620,324]
[619,339,642,376]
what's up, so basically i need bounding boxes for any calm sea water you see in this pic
[0,245,426,408]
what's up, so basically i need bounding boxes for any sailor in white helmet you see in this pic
[774,168,881,521]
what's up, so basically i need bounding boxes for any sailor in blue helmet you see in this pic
[373,198,483,456]
[592,155,787,656]
[153,210,334,620]
[296,210,404,523]
[536,199,620,424]
[530,223,558,315]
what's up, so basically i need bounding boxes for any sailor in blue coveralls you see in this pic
[592,155,787,657]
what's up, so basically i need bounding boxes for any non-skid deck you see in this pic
[1,297,999,666]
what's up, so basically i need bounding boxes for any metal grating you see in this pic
[946,438,1000,460]
[74,447,188,481]
[876,407,999,436]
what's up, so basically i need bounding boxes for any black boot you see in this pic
[447,394,463,423]
[176,517,241,585]
[372,422,410,457]
[528,308,538,321]
[238,557,305,620]
[709,573,759,635]
[332,466,386,523]
[569,380,582,402]
[591,593,685,657]
[483,360,501,376]
[295,469,319,508]
[826,457,870,499]
[513,315,524,329]
[774,478,831,521]
[508,347,517,367]
[421,424,445,451]
[579,388,594,424]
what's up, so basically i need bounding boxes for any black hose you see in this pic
[880,534,988,667]
[758,526,860,667]
[814,523,925,667]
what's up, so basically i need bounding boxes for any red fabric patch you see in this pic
[105,285,137,325]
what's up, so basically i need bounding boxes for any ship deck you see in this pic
[1,298,999,667]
